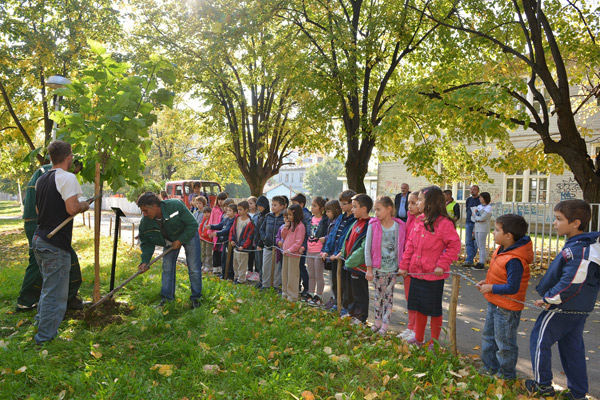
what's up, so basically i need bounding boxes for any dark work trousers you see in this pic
[17,220,82,307]
[350,272,369,323]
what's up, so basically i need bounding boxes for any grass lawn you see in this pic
[0,201,22,217]
[0,201,529,399]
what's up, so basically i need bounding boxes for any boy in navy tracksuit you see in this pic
[321,190,356,312]
[229,201,254,284]
[527,200,600,400]
[210,203,236,280]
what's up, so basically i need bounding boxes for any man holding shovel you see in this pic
[16,158,84,313]
[137,192,202,309]
[32,140,90,344]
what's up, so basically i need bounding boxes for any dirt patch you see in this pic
[69,298,132,327]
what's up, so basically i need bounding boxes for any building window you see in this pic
[285,174,289,183]
[504,170,548,203]
[456,182,471,201]
[291,174,294,183]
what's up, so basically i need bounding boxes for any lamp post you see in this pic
[46,75,71,140]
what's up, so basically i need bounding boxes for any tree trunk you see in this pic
[242,169,271,197]
[345,157,368,194]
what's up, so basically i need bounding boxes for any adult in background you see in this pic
[16,159,85,312]
[444,190,461,223]
[137,192,202,309]
[462,185,481,267]
[394,183,410,223]
[31,140,89,344]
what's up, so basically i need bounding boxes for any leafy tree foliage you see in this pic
[399,0,600,201]
[52,40,175,193]
[132,0,325,196]
[304,158,344,199]
[282,0,444,193]
[0,0,122,166]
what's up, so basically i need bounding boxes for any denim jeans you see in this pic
[32,235,71,344]
[464,222,478,264]
[481,302,521,379]
[161,232,202,301]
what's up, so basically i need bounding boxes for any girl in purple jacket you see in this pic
[365,196,406,335]
[399,186,461,348]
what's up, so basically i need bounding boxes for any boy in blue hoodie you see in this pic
[527,200,600,400]
[321,190,356,312]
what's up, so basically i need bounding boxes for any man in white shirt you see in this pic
[32,140,89,345]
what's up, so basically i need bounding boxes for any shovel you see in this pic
[47,195,100,238]
[88,247,173,310]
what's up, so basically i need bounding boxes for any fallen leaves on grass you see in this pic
[90,351,103,359]
[301,390,315,400]
[202,364,219,375]
[15,366,27,374]
[150,364,174,376]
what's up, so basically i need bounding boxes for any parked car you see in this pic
[164,180,222,208]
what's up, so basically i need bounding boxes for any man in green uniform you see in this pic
[15,161,84,312]
[137,192,202,309]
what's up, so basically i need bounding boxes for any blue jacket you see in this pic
[537,232,600,312]
[259,212,284,248]
[210,216,234,242]
[465,196,481,225]
[322,212,356,256]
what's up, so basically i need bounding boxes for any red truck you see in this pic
[164,180,222,208]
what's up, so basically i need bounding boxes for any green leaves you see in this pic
[53,42,175,192]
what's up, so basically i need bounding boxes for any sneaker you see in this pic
[300,292,312,301]
[255,282,263,289]
[15,304,36,312]
[307,295,322,307]
[351,317,363,325]
[397,329,415,340]
[323,298,335,310]
[67,296,84,311]
[524,380,556,397]
[329,305,338,313]
[471,263,485,271]
[406,337,424,346]
[461,262,474,267]
[212,267,220,274]
[371,324,382,333]
[340,308,350,318]
[562,391,586,400]
[190,299,201,309]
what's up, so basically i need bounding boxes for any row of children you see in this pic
[188,187,598,399]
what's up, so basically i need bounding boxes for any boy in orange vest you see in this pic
[476,214,533,380]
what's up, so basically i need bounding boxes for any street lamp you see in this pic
[46,75,71,140]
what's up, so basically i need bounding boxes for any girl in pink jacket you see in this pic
[281,204,306,302]
[365,196,406,335]
[397,191,421,341]
[399,186,461,348]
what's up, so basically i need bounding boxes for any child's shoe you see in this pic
[370,324,381,333]
[212,267,220,274]
[524,380,556,397]
[471,263,485,271]
[406,337,424,347]
[323,298,335,310]
[307,295,322,307]
[397,329,415,341]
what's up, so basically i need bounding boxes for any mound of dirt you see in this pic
[69,298,132,327]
